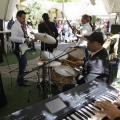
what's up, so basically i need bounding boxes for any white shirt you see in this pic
[10,21,25,43]
[91,48,103,57]
[76,23,92,46]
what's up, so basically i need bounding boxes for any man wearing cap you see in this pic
[62,32,109,91]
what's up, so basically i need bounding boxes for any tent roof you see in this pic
[102,0,120,13]
[51,0,116,19]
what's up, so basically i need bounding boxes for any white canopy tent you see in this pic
[0,0,17,21]
[102,0,120,24]
[50,0,116,20]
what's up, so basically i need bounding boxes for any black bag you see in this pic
[44,23,58,49]
[0,72,7,108]
[108,58,119,84]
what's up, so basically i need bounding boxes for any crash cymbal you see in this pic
[34,33,56,44]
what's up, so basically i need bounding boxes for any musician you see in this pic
[94,101,120,120]
[74,14,93,48]
[38,13,58,53]
[62,32,109,91]
[11,10,30,86]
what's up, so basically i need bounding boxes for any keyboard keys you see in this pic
[77,110,88,119]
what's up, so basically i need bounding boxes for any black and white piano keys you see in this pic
[62,92,118,120]
[0,80,119,120]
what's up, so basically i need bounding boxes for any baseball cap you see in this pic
[87,32,104,45]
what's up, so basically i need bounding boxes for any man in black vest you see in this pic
[62,32,109,91]
[76,32,109,84]
[38,13,58,53]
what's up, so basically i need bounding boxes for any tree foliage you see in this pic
[24,2,47,29]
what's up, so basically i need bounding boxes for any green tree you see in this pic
[91,15,101,31]
[24,2,47,29]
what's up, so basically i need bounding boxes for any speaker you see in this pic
[0,41,3,63]
[0,72,7,108]
[111,24,120,34]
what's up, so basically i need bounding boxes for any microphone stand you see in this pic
[23,48,77,100]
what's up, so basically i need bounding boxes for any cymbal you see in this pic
[34,33,56,44]
[37,61,61,67]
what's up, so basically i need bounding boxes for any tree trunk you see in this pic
[0,20,4,53]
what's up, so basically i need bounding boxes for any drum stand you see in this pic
[27,67,43,102]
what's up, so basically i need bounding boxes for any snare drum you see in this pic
[65,48,85,66]
[51,65,75,84]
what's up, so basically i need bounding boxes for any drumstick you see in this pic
[64,68,74,76]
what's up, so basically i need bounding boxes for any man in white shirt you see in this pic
[74,14,93,61]
[76,14,93,47]
[11,10,30,86]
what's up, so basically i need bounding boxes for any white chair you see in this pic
[4,40,12,54]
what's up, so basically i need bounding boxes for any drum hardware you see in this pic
[22,48,78,100]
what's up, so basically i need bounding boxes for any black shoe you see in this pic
[18,82,30,87]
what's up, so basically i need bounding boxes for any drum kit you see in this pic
[29,33,85,99]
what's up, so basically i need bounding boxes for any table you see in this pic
[0,30,11,53]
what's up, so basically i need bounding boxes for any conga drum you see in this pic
[66,48,85,66]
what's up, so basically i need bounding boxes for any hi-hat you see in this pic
[34,33,56,44]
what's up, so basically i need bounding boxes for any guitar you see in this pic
[66,20,80,34]
[19,39,34,55]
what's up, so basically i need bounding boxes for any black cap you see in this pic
[87,32,104,45]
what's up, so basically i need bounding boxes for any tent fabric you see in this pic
[51,0,116,20]
[0,0,17,20]
[102,0,120,13]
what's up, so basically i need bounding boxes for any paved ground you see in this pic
[0,42,43,82]
[0,56,40,82]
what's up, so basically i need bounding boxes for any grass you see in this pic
[0,49,40,66]
[0,77,42,118]
[0,77,59,119]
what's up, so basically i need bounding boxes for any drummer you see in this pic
[62,32,109,91]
